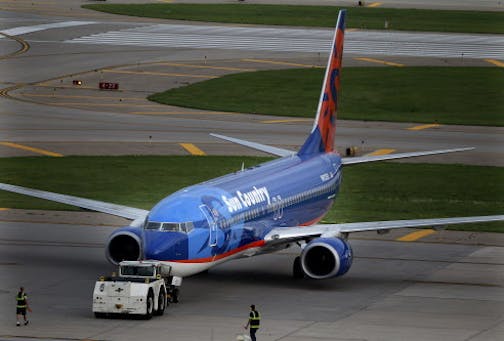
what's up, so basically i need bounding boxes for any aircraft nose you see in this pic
[143,231,188,260]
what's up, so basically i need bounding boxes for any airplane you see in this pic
[1,10,502,286]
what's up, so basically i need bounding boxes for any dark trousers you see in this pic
[250,328,258,341]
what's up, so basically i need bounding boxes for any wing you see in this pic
[210,133,295,157]
[264,215,504,243]
[341,147,474,165]
[0,182,149,222]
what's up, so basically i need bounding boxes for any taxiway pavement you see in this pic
[0,215,503,341]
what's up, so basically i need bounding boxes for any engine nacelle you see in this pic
[105,227,143,264]
[300,237,353,279]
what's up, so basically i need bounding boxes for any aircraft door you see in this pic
[272,195,283,221]
[199,204,218,247]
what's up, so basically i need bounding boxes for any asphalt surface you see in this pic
[0,214,503,341]
[0,19,502,164]
[0,1,503,340]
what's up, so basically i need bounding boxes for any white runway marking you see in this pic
[0,21,96,37]
[65,23,504,59]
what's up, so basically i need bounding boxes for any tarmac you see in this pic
[0,210,503,341]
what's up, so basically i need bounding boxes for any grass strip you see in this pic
[81,3,504,34]
[149,67,504,127]
[0,156,502,232]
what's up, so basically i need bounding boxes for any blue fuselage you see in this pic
[137,153,342,273]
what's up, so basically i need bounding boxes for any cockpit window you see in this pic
[144,221,194,233]
[161,223,179,232]
[146,222,161,230]
[182,221,194,233]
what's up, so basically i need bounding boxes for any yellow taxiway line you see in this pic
[354,57,404,67]
[180,143,206,156]
[484,59,504,67]
[21,93,145,101]
[261,118,311,124]
[242,58,323,68]
[130,111,236,115]
[0,208,10,211]
[102,70,218,79]
[154,62,255,72]
[34,83,97,90]
[367,2,383,7]
[407,123,441,131]
[0,142,63,157]
[397,229,436,242]
[47,102,160,108]
[0,32,30,60]
[366,149,396,156]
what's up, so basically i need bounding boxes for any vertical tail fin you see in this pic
[298,10,346,157]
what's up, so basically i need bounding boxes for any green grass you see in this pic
[149,67,504,126]
[325,162,504,232]
[0,156,263,211]
[0,156,502,232]
[81,3,504,34]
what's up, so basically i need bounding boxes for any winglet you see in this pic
[298,9,346,157]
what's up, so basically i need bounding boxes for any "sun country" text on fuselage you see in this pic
[221,186,271,213]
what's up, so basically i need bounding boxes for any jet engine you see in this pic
[300,237,353,279]
[105,227,143,264]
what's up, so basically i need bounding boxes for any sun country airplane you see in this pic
[1,10,502,284]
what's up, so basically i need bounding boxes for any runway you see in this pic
[65,23,504,59]
[0,1,503,340]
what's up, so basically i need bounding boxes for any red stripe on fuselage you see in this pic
[170,240,266,264]
[300,215,325,226]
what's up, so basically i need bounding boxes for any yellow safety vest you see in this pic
[16,293,27,308]
[250,310,260,329]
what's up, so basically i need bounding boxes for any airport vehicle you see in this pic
[0,10,502,290]
[93,260,181,319]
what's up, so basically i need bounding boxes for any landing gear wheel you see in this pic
[144,291,154,319]
[94,312,107,319]
[293,256,304,279]
[154,289,167,316]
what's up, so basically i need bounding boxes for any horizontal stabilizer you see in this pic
[0,182,148,221]
[341,147,474,165]
[210,133,295,157]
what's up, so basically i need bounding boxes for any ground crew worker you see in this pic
[244,304,260,341]
[15,287,30,326]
